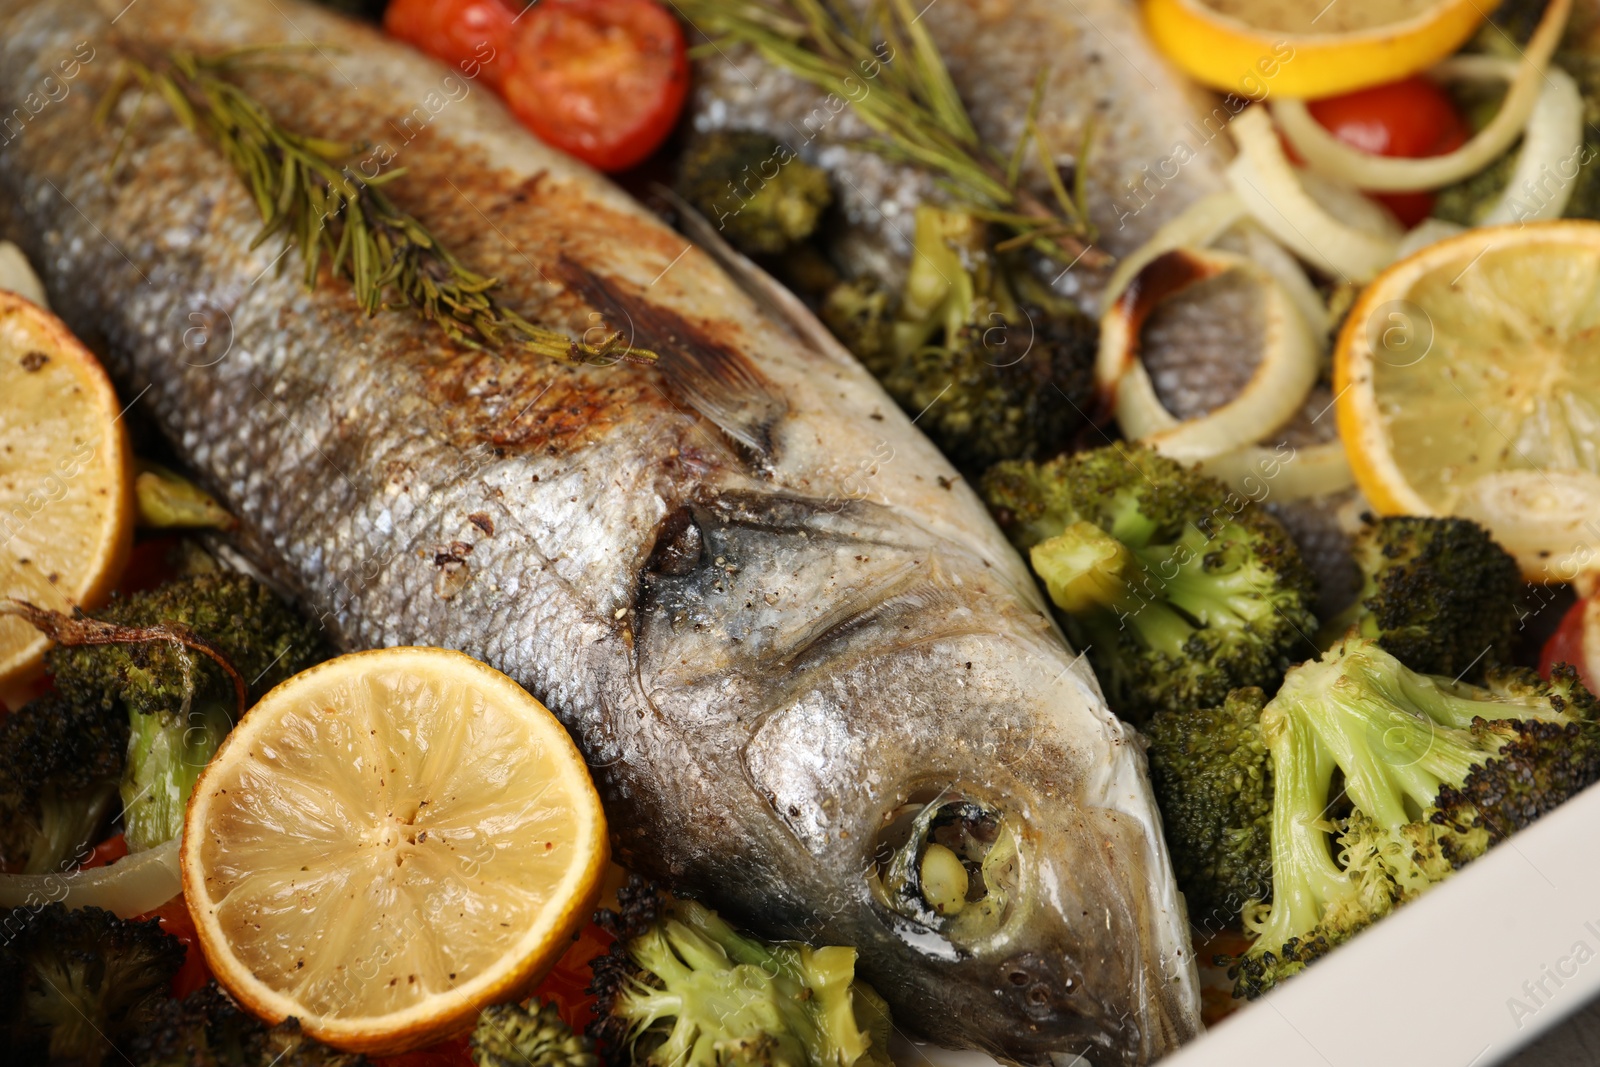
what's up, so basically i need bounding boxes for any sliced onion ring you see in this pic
[0,837,181,917]
[1271,0,1570,193]
[1228,108,1399,280]
[1098,192,1247,314]
[1456,470,1600,582]
[1240,223,1331,340]
[1194,440,1354,503]
[1446,57,1587,225]
[1098,246,1320,461]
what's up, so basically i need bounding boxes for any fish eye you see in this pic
[869,792,1025,950]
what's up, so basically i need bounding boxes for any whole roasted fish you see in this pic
[0,0,1200,1061]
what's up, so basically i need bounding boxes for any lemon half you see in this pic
[182,647,609,1054]
[1336,221,1600,579]
[1143,0,1487,99]
[0,291,133,688]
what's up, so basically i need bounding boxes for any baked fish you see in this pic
[0,0,1200,1060]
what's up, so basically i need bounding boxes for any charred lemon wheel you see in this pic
[1143,0,1487,99]
[1336,221,1600,579]
[182,647,609,1055]
[0,291,132,688]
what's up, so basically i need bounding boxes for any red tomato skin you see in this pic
[370,923,614,1067]
[80,833,128,870]
[1542,597,1592,686]
[502,0,688,172]
[136,895,213,999]
[384,0,518,88]
[1306,76,1469,228]
[116,536,184,596]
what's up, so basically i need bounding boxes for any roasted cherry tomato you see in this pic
[384,0,519,87]
[501,0,688,172]
[1542,596,1595,688]
[532,919,615,1029]
[80,833,128,870]
[136,895,213,999]
[1305,76,1469,228]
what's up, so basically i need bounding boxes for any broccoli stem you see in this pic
[121,699,233,852]
[1270,650,1491,837]
[1250,704,1351,950]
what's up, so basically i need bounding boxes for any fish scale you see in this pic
[0,0,1200,1061]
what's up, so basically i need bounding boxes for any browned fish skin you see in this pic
[0,0,1201,1060]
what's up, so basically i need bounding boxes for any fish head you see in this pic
[630,489,1201,1064]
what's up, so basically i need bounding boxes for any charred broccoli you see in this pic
[981,444,1319,720]
[47,571,327,851]
[1228,636,1600,998]
[591,881,892,1067]
[0,903,185,1066]
[1144,688,1273,931]
[821,204,1096,470]
[0,692,127,874]
[676,130,834,256]
[128,981,365,1067]
[471,996,597,1067]
[1322,515,1521,679]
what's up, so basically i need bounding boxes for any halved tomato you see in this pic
[501,0,688,172]
[384,0,519,87]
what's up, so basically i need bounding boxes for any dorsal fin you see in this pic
[553,256,786,457]
[656,186,858,371]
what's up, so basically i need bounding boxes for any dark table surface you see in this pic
[1502,993,1600,1065]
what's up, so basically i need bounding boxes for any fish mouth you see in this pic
[862,786,1198,1065]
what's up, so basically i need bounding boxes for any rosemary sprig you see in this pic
[97,47,654,365]
[672,0,1105,267]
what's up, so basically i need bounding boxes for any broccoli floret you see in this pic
[0,692,127,874]
[591,888,891,1067]
[676,130,834,257]
[821,205,1096,470]
[1144,688,1273,931]
[46,571,327,851]
[0,903,185,1066]
[1227,638,1600,998]
[1322,516,1521,679]
[128,981,365,1067]
[981,444,1319,720]
[820,279,894,366]
[471,996,597,1067]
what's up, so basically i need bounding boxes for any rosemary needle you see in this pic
[97,47,655,366]
[671,0,1106,268]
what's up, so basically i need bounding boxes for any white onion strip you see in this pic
[1271,0,1571,192]
[1098,192,1247,316]
[1227,108,1399,280]
[1100,246,1320,460]
[1195,441,1354,503]
[1451,57,1587,225]
[0,838,182,917]
[1240,223,1331,340]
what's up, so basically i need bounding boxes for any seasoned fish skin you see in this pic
[0,0,1200,1061]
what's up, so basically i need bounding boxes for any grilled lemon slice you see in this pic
[182,647,609,1054]
[1336,221,1600,580]
[0,291,132,689]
